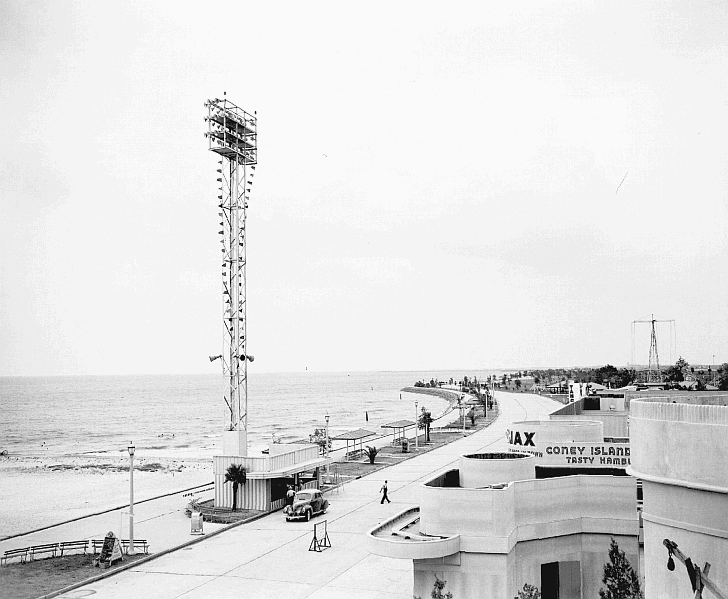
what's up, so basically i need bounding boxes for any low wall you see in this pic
[459,453,535,488]
[419,474,637,553]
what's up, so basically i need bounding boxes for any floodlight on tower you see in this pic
[204,93,257,457]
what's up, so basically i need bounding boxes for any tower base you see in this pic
[222,429,247,457]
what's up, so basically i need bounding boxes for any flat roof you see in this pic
[381,420,415,429]
[331,428,375,441]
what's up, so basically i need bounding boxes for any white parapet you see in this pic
[459,452,535,488]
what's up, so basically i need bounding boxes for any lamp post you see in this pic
[415,400,419,451]
[325,413,330,474]
[460,394,466,436]
[128,442,135,555]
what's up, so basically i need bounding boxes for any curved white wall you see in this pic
[629,400,728,491]
[629,399,728,599]
[418,474,637,553]
[459,452,535,488]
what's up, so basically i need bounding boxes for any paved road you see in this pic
[50,391,560,599]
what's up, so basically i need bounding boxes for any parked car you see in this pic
[284,489,329,522]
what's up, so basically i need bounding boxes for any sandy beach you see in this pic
[0,452,212,539]
[0,380,460,541]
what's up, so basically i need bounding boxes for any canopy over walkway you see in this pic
[381,420,415,445]
[331,428,375,460]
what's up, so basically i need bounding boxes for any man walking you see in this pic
[380,480,391,504]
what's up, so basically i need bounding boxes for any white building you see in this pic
[214,443,330,511]
[367,450,639,598]
[628,395,728,598]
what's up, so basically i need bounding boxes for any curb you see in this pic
[0,482,214,543]
[35,507,275,599]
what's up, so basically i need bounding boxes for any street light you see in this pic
[128,442,135,556]
[325,413,330,474]
[460,394,466,436]
[415,400,418,451]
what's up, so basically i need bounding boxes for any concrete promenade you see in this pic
[41,391,560,599]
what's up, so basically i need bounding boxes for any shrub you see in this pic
[599,538,643,599]
[363,445,379,464]
[309,428,331,455]
[519,583,541,599]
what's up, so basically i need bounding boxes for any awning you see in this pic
[245,456,332,479]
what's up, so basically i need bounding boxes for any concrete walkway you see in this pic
[43,391,560,599]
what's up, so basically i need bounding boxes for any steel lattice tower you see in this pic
[631,314,676,383]
[647,315,661,383]
[204,95,257,454]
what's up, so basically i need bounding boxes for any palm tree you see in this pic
[418,408,433,443]
[363,445,379,464]
[224,463,247,511]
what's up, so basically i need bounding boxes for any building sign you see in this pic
[507,437,630,467]
[542,443,631,466]
[506,429,536,447]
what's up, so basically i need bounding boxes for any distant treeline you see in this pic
[415,360,728,392]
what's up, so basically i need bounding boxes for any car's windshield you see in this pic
[296,492,313,500]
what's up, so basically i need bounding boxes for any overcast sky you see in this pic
[1,1,726,376]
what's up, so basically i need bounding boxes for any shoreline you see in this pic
[0,454,212,539]
[0,390,461,540]
[1,400,503,599]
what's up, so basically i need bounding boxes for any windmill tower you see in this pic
[204,94,257,456]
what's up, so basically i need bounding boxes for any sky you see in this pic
[1,1,727,376]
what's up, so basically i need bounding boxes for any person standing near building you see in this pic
[380,480,391,504]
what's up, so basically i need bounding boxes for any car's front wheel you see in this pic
[305,509,311,522]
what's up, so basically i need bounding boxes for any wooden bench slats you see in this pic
[59,540,88,556]
[2,538,149,566]
[120,539,149,554]
[1,547,28,565]
[29,543,58,560]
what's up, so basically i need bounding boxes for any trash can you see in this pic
[401,438,409,453]
[190,511,204,535]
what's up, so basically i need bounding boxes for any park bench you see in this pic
[91,539,105,554]
[29,543,58,561]
[1,547,28,565]
[121,539,149,554]
[59,540,88,557]
[345,449,363,461]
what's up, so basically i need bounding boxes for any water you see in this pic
[0,370,502,457]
